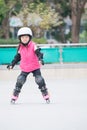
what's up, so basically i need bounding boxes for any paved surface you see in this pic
[0,64,87,130]
[1,63,87,80]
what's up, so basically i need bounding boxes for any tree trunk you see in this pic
[2,14,10,39]
[70,0,87,43]
[71,9,81,43]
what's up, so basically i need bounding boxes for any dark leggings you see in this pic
[14,69,46,94]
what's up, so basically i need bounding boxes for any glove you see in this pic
[7,64,13,70]
[41,59,44,65]
[39,59,44,65]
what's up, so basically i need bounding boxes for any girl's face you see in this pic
[20,35,30,44]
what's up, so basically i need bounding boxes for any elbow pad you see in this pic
[35,48,43,60]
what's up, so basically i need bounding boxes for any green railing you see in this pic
[62,47,87,62]
[0,47,17,64]
[0,43,87,64]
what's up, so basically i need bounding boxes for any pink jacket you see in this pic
[18,41,40,72]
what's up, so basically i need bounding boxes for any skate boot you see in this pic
[11,95,18,104]
[41,87,50,103]
[11,89,19,104]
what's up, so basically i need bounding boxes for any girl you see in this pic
[7,27,50,104]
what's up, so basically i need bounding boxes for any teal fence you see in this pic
[0,44,87,64]
[62,47,87,62]
[0,47,17,64]
[41,48,60,63]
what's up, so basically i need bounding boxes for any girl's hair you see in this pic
[17,43,21,52]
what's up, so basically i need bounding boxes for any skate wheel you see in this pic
[46,99,50,104]
[11,99,15,104]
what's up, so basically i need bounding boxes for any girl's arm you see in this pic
[35,48,44,65]
[7,53,21,69]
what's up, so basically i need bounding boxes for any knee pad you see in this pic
[17,75,26,86]
[35,75,45,87]
[14,87,21,94]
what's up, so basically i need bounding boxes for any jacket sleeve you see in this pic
[11,53,21,67]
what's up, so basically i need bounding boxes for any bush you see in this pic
[32,37,47,44]
[0,37,47,45]
[79,30,87,43]
[0,38,19,45]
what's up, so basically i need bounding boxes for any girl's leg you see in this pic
[11,71,29,103]
[33,69,50,101]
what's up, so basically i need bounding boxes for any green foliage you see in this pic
[32,37,47,44]
[0,38,19,45]
[0,0,7,24]
[0,0,22,24]
[79,20,87,43]
[60,1,71,17]
[79,30,87,43]
[27,2,62,29]
[0,37,47,45]
[13,2,22,14]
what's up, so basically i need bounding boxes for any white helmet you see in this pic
[17,27,32,37]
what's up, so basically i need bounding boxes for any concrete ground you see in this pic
[0,63,87,130]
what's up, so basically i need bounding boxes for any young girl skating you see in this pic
[7,27,50,104]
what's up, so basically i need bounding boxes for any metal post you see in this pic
[59,46,63,64]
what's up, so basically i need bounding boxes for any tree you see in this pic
[46,0,87,43]
[0,0,8,38]
[45,0,67,42]
[20,0,29,26]
[70,0,87,43]
[17,1,62,38]
[0,0,19,39]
